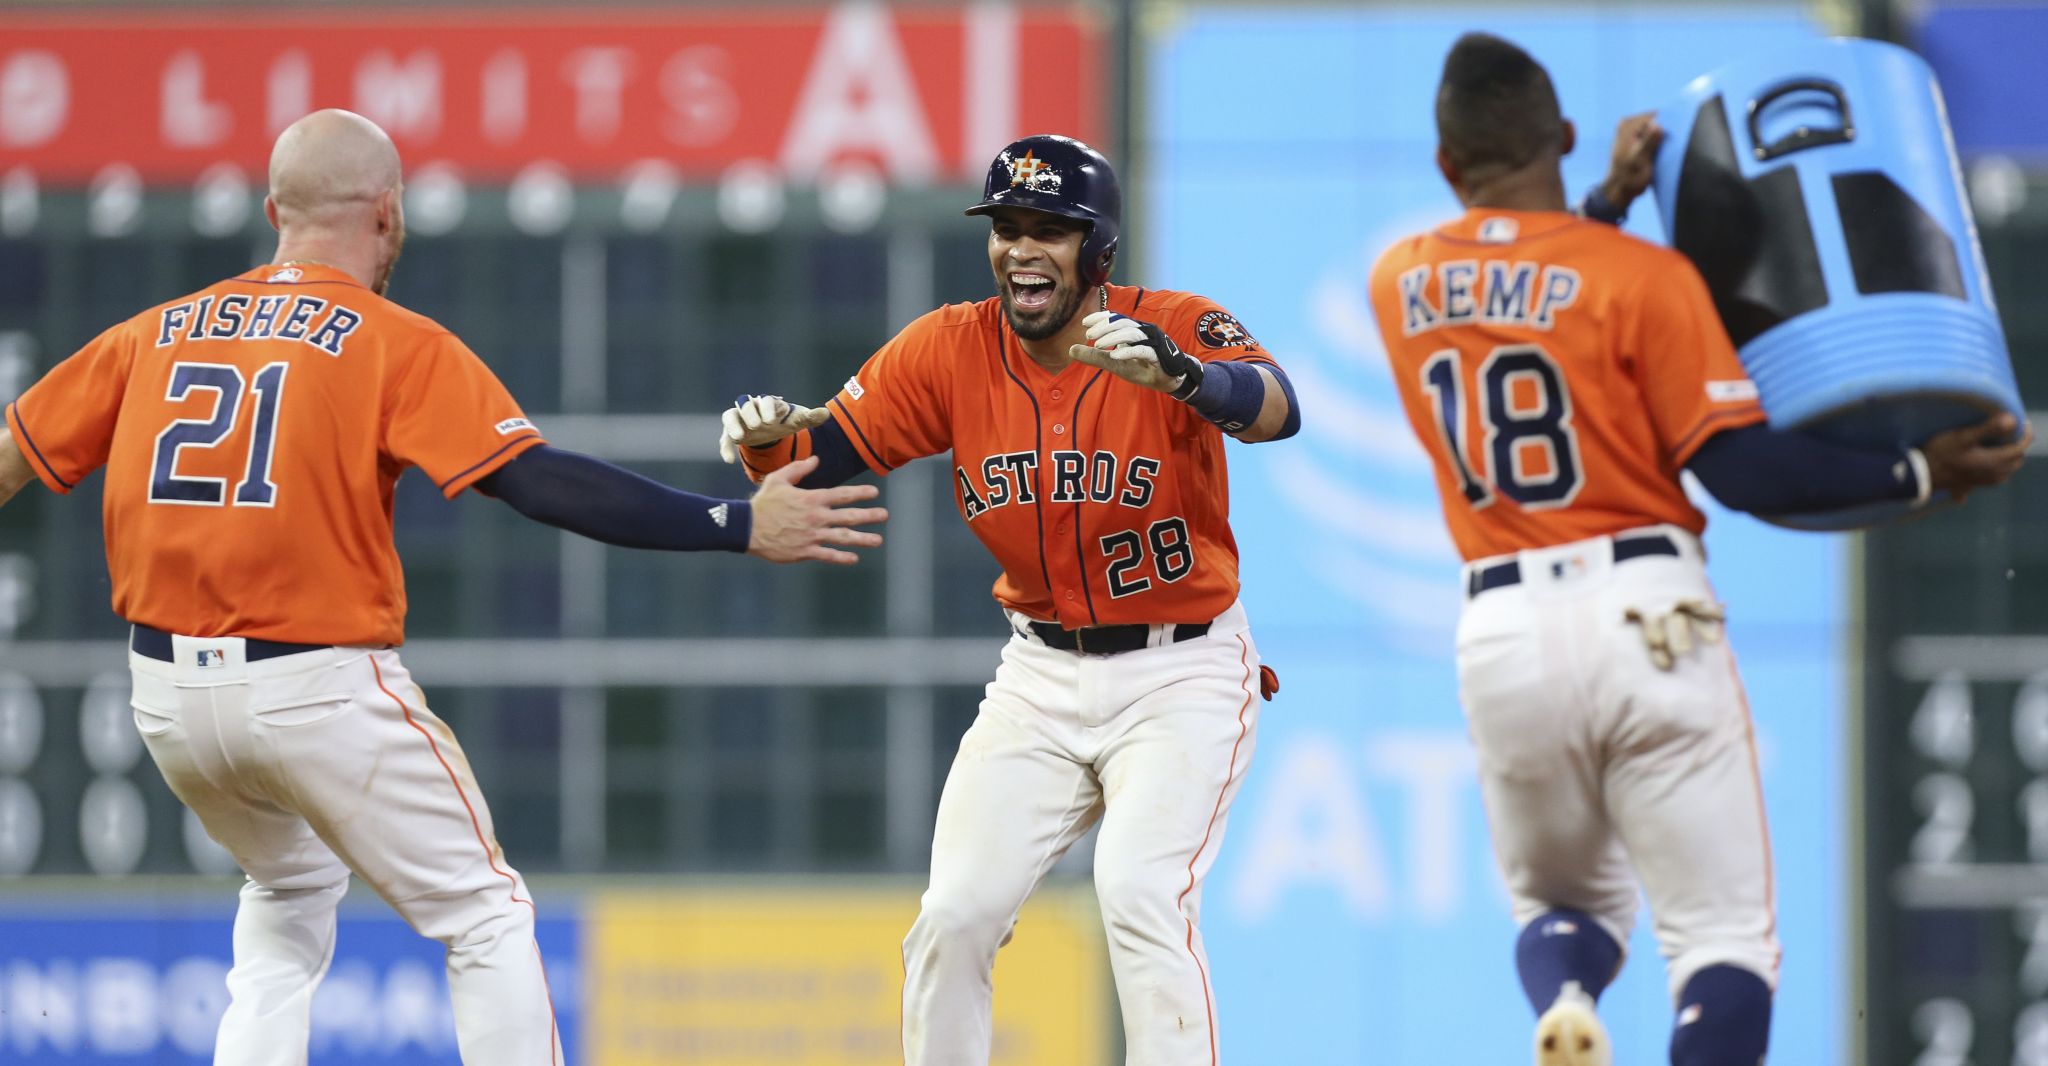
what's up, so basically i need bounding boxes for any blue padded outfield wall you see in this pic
[1141,5,1846,1063]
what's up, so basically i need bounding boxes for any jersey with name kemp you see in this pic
[1368,209,1765,562]
[820,285,1276,628]
[4,263,543,646]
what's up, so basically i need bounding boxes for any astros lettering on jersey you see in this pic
[4,262,544,646]
[1369,209,1766,559]
[739,285,1276,626]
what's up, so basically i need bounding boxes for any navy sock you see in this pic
[1669,964,1772,1066]
[1515,908,1623,1013]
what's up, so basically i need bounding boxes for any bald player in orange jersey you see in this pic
[717,135,1299,1065]
[0,109,884,1065]
[1370,34,2027,1066]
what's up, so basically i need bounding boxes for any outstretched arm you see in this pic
[478,444,885,565]
[0,428,34,509]
[720,395,873,487]
[1688,415,2029,515]
[1067,313,1303,443]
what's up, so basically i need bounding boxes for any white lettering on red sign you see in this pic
[962,2,1019,170]
[353,50,443,139]
[0,50,69,148]
[661,46,738,147]
[4,8,1102,184]
[162,51,232,148]
[481,49,528,144]
[563,47,634,143]
[267,51,312,137]
[781,2,939,183]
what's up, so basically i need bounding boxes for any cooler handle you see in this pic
[1747,78,1855,162]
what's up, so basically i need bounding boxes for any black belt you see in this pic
[1026,620,1211,655]
[1466,533,1681,600]
[130,624,328,664]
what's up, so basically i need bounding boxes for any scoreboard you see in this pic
[1863,175,2048,1066]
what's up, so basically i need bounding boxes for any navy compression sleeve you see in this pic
[798,418,871,488]
[475,444,751,552]
[1687,422,1923,515]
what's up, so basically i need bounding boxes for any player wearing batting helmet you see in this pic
[1368,33,2027,1066]
[0,109,885,1064]
[719,133,1301,1065]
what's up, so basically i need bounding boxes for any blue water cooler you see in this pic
[1649,37,2021,530]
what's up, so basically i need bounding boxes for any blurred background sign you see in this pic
[0,897,581,1063]
[585,887,1105,1066]
[0,6,1103,184]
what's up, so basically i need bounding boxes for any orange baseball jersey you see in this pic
[5,262,545,646]
[1369,208,1766,562]
[742,285,1277,627]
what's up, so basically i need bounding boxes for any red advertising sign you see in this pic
[0,4,1104,185]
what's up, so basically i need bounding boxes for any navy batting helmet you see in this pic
[965,134,1122,286]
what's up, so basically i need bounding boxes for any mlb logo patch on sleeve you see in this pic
[844,376,865,400]
[1705,380,1759,402]
[495,418,536,435]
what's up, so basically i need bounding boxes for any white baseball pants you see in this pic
[1456,526,1779,998]
[128,636,562,1065]
[902,601,1261,1066]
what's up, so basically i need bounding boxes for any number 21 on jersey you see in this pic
[1421,344,1583,509]
[150,360,290,507]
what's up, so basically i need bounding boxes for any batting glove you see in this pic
[1622,599,1726,671]
[1069,311,1197,394]
[719,394,831,464]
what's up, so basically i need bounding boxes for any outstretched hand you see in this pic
[719,395,832,464]
[1922,413,2031,504]
[746,455,887,565]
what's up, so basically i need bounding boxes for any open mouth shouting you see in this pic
[1009,271,1057,312]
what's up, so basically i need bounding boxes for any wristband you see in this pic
[1580,187,1628,225]
[1170,358,1204,402]
[1182,359,1266,434]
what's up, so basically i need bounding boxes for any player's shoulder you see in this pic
[925,298,1001,332]
[120,273,247,331]
[858,299,1000,385]
[1129,286,1204,313]
[1368,230,1440,287]
[888,298,1003,349]
[362,294,459,342]
[1127,286,1236,331]
[1123,286,1268,357]
[1551,219,1697,279]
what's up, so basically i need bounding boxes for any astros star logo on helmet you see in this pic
[1004,150,1063,194]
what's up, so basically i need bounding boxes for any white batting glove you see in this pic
[718,394,831,464]
[1622,599,1726,671]
[1067,310,1192,394]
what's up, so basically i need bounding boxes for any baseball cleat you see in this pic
[1534,982,1611,1066]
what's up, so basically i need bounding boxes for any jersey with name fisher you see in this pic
[4,263,545,646]
[1369,209,1766,562]
[823,285,1272,627]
